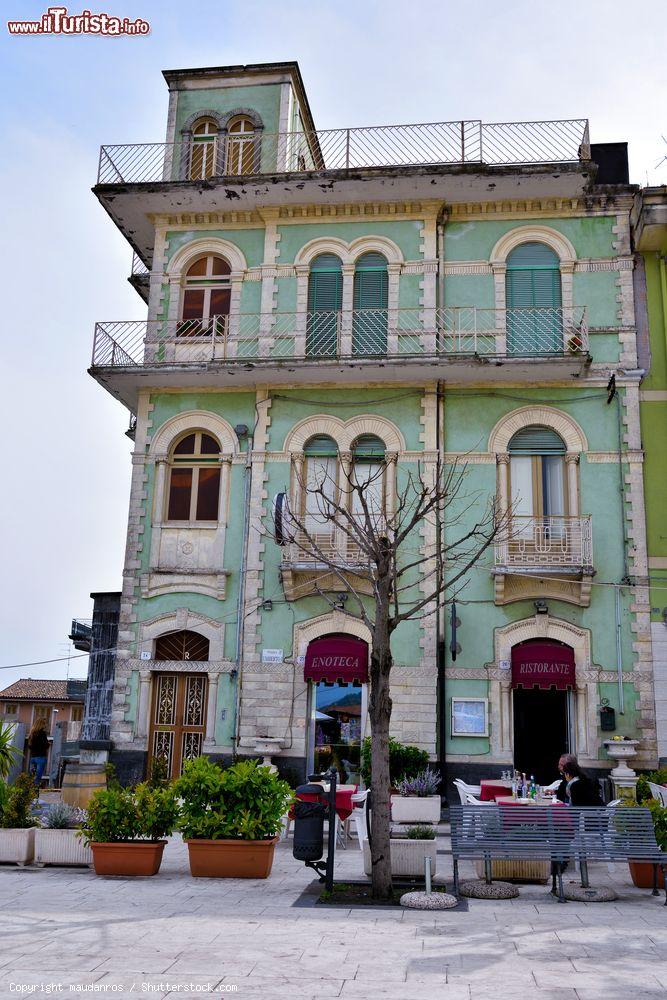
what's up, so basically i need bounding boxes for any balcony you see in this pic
[493,515,594,607]
[94,119,592,259]
[98,119,590,184]
[90,307,589,406]
[129,251,150,302]
[280,529,374,601]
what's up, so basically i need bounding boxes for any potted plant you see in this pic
[0,773,38,865]
[391,768,442,824]
[363,824,438,878]
[82,781,178,876]
[34,802,92,867]
[360,736,429,791]
[628,798,667,889]
[175,757,292,878]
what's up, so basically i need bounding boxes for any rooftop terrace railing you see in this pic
[91,306,588,368]
[97,119,591,184]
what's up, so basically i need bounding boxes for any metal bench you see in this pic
[450,804,667,903]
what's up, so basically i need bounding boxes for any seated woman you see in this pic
[555,753,602,806]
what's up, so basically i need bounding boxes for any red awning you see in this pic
[304,636,369,684]
[511,642,575,691]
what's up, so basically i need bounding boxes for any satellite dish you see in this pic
[273,492,293,545]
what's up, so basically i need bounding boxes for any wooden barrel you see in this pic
[61,764,107,808]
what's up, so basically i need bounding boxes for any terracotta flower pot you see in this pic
[91,840,166,877]
[628,859,666,889]
[185,837,278,878]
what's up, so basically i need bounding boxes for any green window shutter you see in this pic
[351,434,386,459]
[308,254,343,313]
[304,435,339,456]
[506,242,562,309]
[353,252,389,310]
[508,426,566,455]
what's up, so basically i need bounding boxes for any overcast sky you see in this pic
[0,0,665,688]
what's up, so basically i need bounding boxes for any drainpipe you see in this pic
[613,387,629,715]
[436,381,447,788]
[436,204,447,313]
[233,427,254,753]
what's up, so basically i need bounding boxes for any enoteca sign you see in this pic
[304,636,369,684]
[511,641,575,691]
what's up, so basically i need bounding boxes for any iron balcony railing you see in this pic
[282,528,378,569]
[495,515,593,569]
[91,306,588,368]
[131,252,149,276]
[97,119,591,183]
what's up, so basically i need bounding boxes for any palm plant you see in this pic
[0,722,20,780]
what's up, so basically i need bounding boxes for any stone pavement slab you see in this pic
[1,829,667,999]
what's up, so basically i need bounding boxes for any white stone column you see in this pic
[294,265,309,357]
[205,672,219,745]
[491,264,507,355]
[340,263,355,356]
[497,453,510,564]
[137,671,152,739]
[500,679,512,754]
[565,453,580,516]
[149,456,168,570]
[219,457,232,525]
[576,684,588,756]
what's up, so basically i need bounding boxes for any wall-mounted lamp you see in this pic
[234,423,249,439]
[334,592,348,611]
[534,600,549,615]
[262,600,273,612]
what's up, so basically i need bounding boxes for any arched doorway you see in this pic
[511,638,575,783]
[149,630,209,779]
[304,633,368,783]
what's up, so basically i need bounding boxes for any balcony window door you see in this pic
[509,427,567,553]
[226,117,256,175]
[307,254,342,357]
[349,435,386,562]
[189,118,218,180]
[506,242,562,355]
[353,252,388,355]
[179,254,231,339]
[302,436,338,555]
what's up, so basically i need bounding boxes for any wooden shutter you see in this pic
[508,427,566,454]
[506,242,562,310]
[353,252,388,354]
[307,255,342,356]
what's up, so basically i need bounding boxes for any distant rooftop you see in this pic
[0,679,87,702]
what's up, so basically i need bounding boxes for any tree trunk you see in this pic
[368,624,393,900]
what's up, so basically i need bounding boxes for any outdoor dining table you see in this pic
[295,783,357,821]
[479,779,513,801]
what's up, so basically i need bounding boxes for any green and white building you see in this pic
[90,60,657,791]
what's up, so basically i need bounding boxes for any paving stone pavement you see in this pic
[1,824,667,999]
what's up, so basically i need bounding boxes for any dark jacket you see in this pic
[29,730,49,757]
[557,774,602,807]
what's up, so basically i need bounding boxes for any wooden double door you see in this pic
[148,672,208,779]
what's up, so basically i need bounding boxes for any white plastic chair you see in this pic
[648,782,667,807]
[453,778,482,805]
[343,789,369,850]
[464,792,493,805]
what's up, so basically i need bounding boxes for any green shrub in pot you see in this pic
[405,824,436,840]
[1,773,37,829]
[360,737,429,786]
[175,757,293,841]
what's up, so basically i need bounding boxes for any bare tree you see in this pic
[280,454,504,899]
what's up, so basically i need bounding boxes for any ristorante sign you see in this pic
[511,641,575,691]
[304,636,369,684]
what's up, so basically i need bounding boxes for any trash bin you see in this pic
[293,783,327,862]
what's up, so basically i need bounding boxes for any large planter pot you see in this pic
[91,840,166,876]
[363,837,438,878]
[186,837,279,878]
[390,795,441,825]
[0,828,35,866]
[34,829,93,867]
[629,859,666,889]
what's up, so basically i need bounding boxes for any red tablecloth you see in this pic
[295,786,357,821]
[479,780,513,802]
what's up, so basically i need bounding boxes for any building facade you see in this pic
[633,187,667,764]
[90,61,657,790]
[0,679,87,780]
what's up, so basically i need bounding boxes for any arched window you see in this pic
[307,254,343,357]
[189,118,218,180]
[506,242,562,354]
[303,435,338,538]
[508,426,567,531]
[353,252,388,355]
[154,630,210,661]
[179,254,231,338]
[167,431,221,522]
[226,116,256,175]
[350,435,386,519]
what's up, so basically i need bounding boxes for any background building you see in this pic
[89,60,656,790]
[0,679,86,783]
[633,187,667,765]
